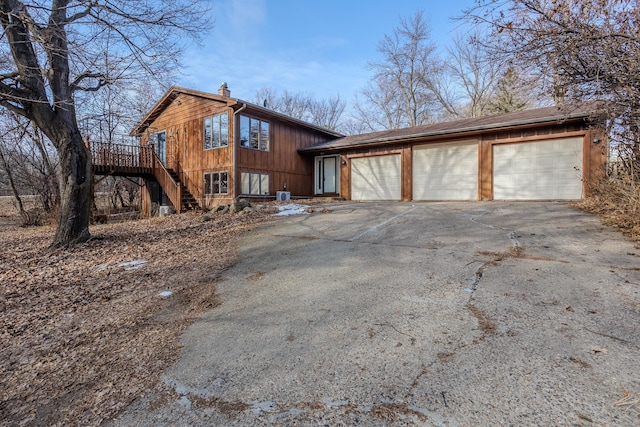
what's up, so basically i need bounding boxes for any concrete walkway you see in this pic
[110,202,640,426]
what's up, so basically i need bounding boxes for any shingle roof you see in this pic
[299,103,601,153]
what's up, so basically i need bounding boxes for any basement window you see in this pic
[204,171,229,195]
[204,112,229,149]
[240,172,269,195]
[239,115,270,151]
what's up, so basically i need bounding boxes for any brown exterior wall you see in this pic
[235,106,332,197]
[333,120,605,201]
[479,124,603,200]
[338,146,405,200]
[139,93,336,213]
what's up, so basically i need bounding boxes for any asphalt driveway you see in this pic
[111,202,640,426]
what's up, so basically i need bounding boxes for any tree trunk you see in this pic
[51,131,92,247]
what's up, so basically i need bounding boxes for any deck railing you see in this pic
[90,141,153,173]
[89,141,183,212]
[151,151,183,213]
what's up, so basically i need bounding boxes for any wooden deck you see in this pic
[90,141,194,213]
[90,142,154,177]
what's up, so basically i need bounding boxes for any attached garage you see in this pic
[493,137,584,200]
[413,141,478,200]
[299,104,605,202]
[351,155,401,201]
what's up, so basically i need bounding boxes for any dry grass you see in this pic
[575,178,640,242]
[613,392,640,414]
[0,199,275,426]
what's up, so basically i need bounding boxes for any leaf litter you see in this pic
[0,207,274,426]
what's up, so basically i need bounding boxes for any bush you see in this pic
[577,176,640,241]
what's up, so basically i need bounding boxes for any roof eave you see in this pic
[299,110,595,153]
[130,87,236,136]
[235,99,344,138]
[130,87,344,139]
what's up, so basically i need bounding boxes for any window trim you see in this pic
[203,171,229,195]
[239,114,270,152]
[204,112,229,150]
[240,171,270,196]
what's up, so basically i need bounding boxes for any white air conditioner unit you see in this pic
[276,191,290,201]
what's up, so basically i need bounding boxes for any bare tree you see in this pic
[254,88,346,131]
[255,88,310,120]
[464,0,639,111]
[353,10,440,130]
[0,1,210,247]
[307,94,345,132]
[464,0,640,228]
[0,111,60,224]
[444,33,504,118]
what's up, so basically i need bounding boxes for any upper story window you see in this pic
[239,115,270,151]
[204,112,229,149]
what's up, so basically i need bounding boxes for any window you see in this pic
[204,113,229,149]
[241,172,270,195]
[204,171,229,195]
[239,115,269,151]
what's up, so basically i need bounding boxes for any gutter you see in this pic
[299,110,596,153]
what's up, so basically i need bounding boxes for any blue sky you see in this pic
[179,0,477,104]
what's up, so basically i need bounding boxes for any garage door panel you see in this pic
[351,155,401,201]
[493,137,583,200]
[413,142,478,200]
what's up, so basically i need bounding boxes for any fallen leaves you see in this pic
[0,208,273,426]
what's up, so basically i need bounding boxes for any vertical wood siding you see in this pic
[235,107,332,197]
[334,122,600,201]
[142,94,335,209]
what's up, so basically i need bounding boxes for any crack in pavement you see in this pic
[347,206,417,241]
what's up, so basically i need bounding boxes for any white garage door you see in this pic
[412,142,478,200]
[351,155,401,201]
[493,137,583,200]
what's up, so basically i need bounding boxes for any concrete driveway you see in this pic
[111,202,640,426]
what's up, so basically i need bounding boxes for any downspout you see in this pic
[233,102,247,202]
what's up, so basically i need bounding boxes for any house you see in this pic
[91,87,606,216]
[299,104,607,202]
[126,85,343,215]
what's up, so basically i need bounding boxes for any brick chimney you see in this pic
[218,82,230,97]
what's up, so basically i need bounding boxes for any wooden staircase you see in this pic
[89,141,200,213]
[166,169,199,211]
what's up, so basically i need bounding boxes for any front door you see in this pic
[156,131,167,165]
[316,156,338,195]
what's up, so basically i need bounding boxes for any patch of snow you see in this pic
[159,291,173,297]
[321,397,350,407]
[250,400,278,415]
[275,204,310,216]
[177,395,192,409]
[117,259,148,270]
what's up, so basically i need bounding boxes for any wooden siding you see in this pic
[138,93,235,210]
[338,146,405,200]
[335,121,602,201]
[236,106,334,197]
[479,126,598,200]
[139,93,335,211]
